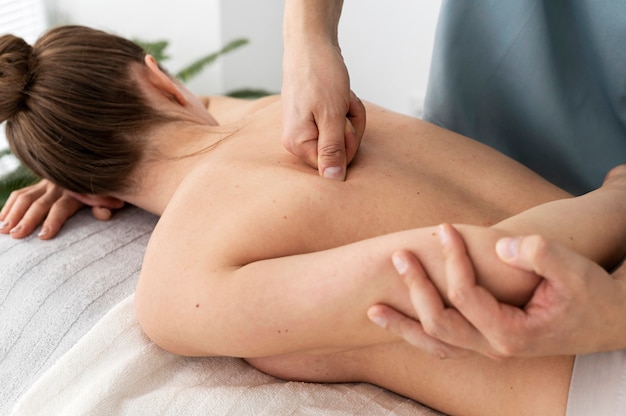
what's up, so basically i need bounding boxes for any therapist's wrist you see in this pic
[283,0,343,48]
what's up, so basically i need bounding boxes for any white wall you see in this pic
[2,0,441,175]
[218,0,441,116]
[5,0,441,115]
[341,0,441,116]
[219,0,284,96]
[41,0,440,116]
[43,0,224,94]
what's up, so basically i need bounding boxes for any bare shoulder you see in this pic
[142,163,328,279]
[203,95,280,124]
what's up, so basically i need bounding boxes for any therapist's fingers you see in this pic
[317,91,366,179]
[281,112,321,171]
[367,304,471,359]
[438,224,529,358]
[369,248,476,359]
[316,112,349,181]
[344,91,366,166]
[409,243,504,357]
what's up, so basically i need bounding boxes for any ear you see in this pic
[68,192,126,210]
[143,55,187,106]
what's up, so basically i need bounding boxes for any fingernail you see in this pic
[0,221,8,230]
[38,227,49,238]
[391,254,408,274]
[323,166,344,180]
[496,237,520,261]
[10,224,22,234]
[368,313,387,329]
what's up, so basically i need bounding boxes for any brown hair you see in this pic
[0,25,169,194]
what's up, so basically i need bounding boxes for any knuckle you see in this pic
[491,335,524,357]
[53,198,76,212]
[318,142,345,160]
[447,286,467,307]
[280,132,297,153]
[31,197,52,210]
[429,345,452,360]
[421,315,448,340]
[10,188,29,199]
[524,234,551,261]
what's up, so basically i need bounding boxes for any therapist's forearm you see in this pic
[283,0,344,47]
[493,172,626,269]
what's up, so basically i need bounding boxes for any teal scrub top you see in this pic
[424,0,626,195]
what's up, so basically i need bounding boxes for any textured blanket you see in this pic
[0,207,157,415]
[10,294,439,416]
[1,206,442,415]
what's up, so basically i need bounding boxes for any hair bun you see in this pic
[0,34,35,122]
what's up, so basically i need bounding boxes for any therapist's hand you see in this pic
[281,39,365,181]
[368,224,626,359]
[0,179,124,239]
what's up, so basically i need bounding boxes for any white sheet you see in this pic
[1,207,442,415]
[10,294,440,416]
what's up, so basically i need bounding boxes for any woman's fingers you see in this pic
[0,182,49,235]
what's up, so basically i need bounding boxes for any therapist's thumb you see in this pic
[495,235,579,282]
[317,118,348,181]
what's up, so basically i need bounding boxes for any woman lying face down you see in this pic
[2,26,626,416]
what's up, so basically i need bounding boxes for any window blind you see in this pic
[0,0,46,170]
[0,0,46,42]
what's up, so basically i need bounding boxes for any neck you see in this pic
[116,122,225,216]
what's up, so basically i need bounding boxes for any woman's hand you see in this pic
[281,18,365,180]
[368,224,626,359]
[0,179,124,239]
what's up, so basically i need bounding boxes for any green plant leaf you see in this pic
[0,164,39,209]
[227,88,274,99]
[176,38,249,83]
[133,39,170,62]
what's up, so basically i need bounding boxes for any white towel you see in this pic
[10,294,440,416]
[0,207,157,415]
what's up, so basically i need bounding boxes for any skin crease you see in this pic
[4,55,626,415]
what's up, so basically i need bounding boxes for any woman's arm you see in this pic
[136,222,516,358]
[368,166,626,358]
[136,166,626,359]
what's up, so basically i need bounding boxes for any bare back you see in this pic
[135,96,578,361]
[155,97,568,268]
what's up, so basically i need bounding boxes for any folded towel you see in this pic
[11,294,440,416]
